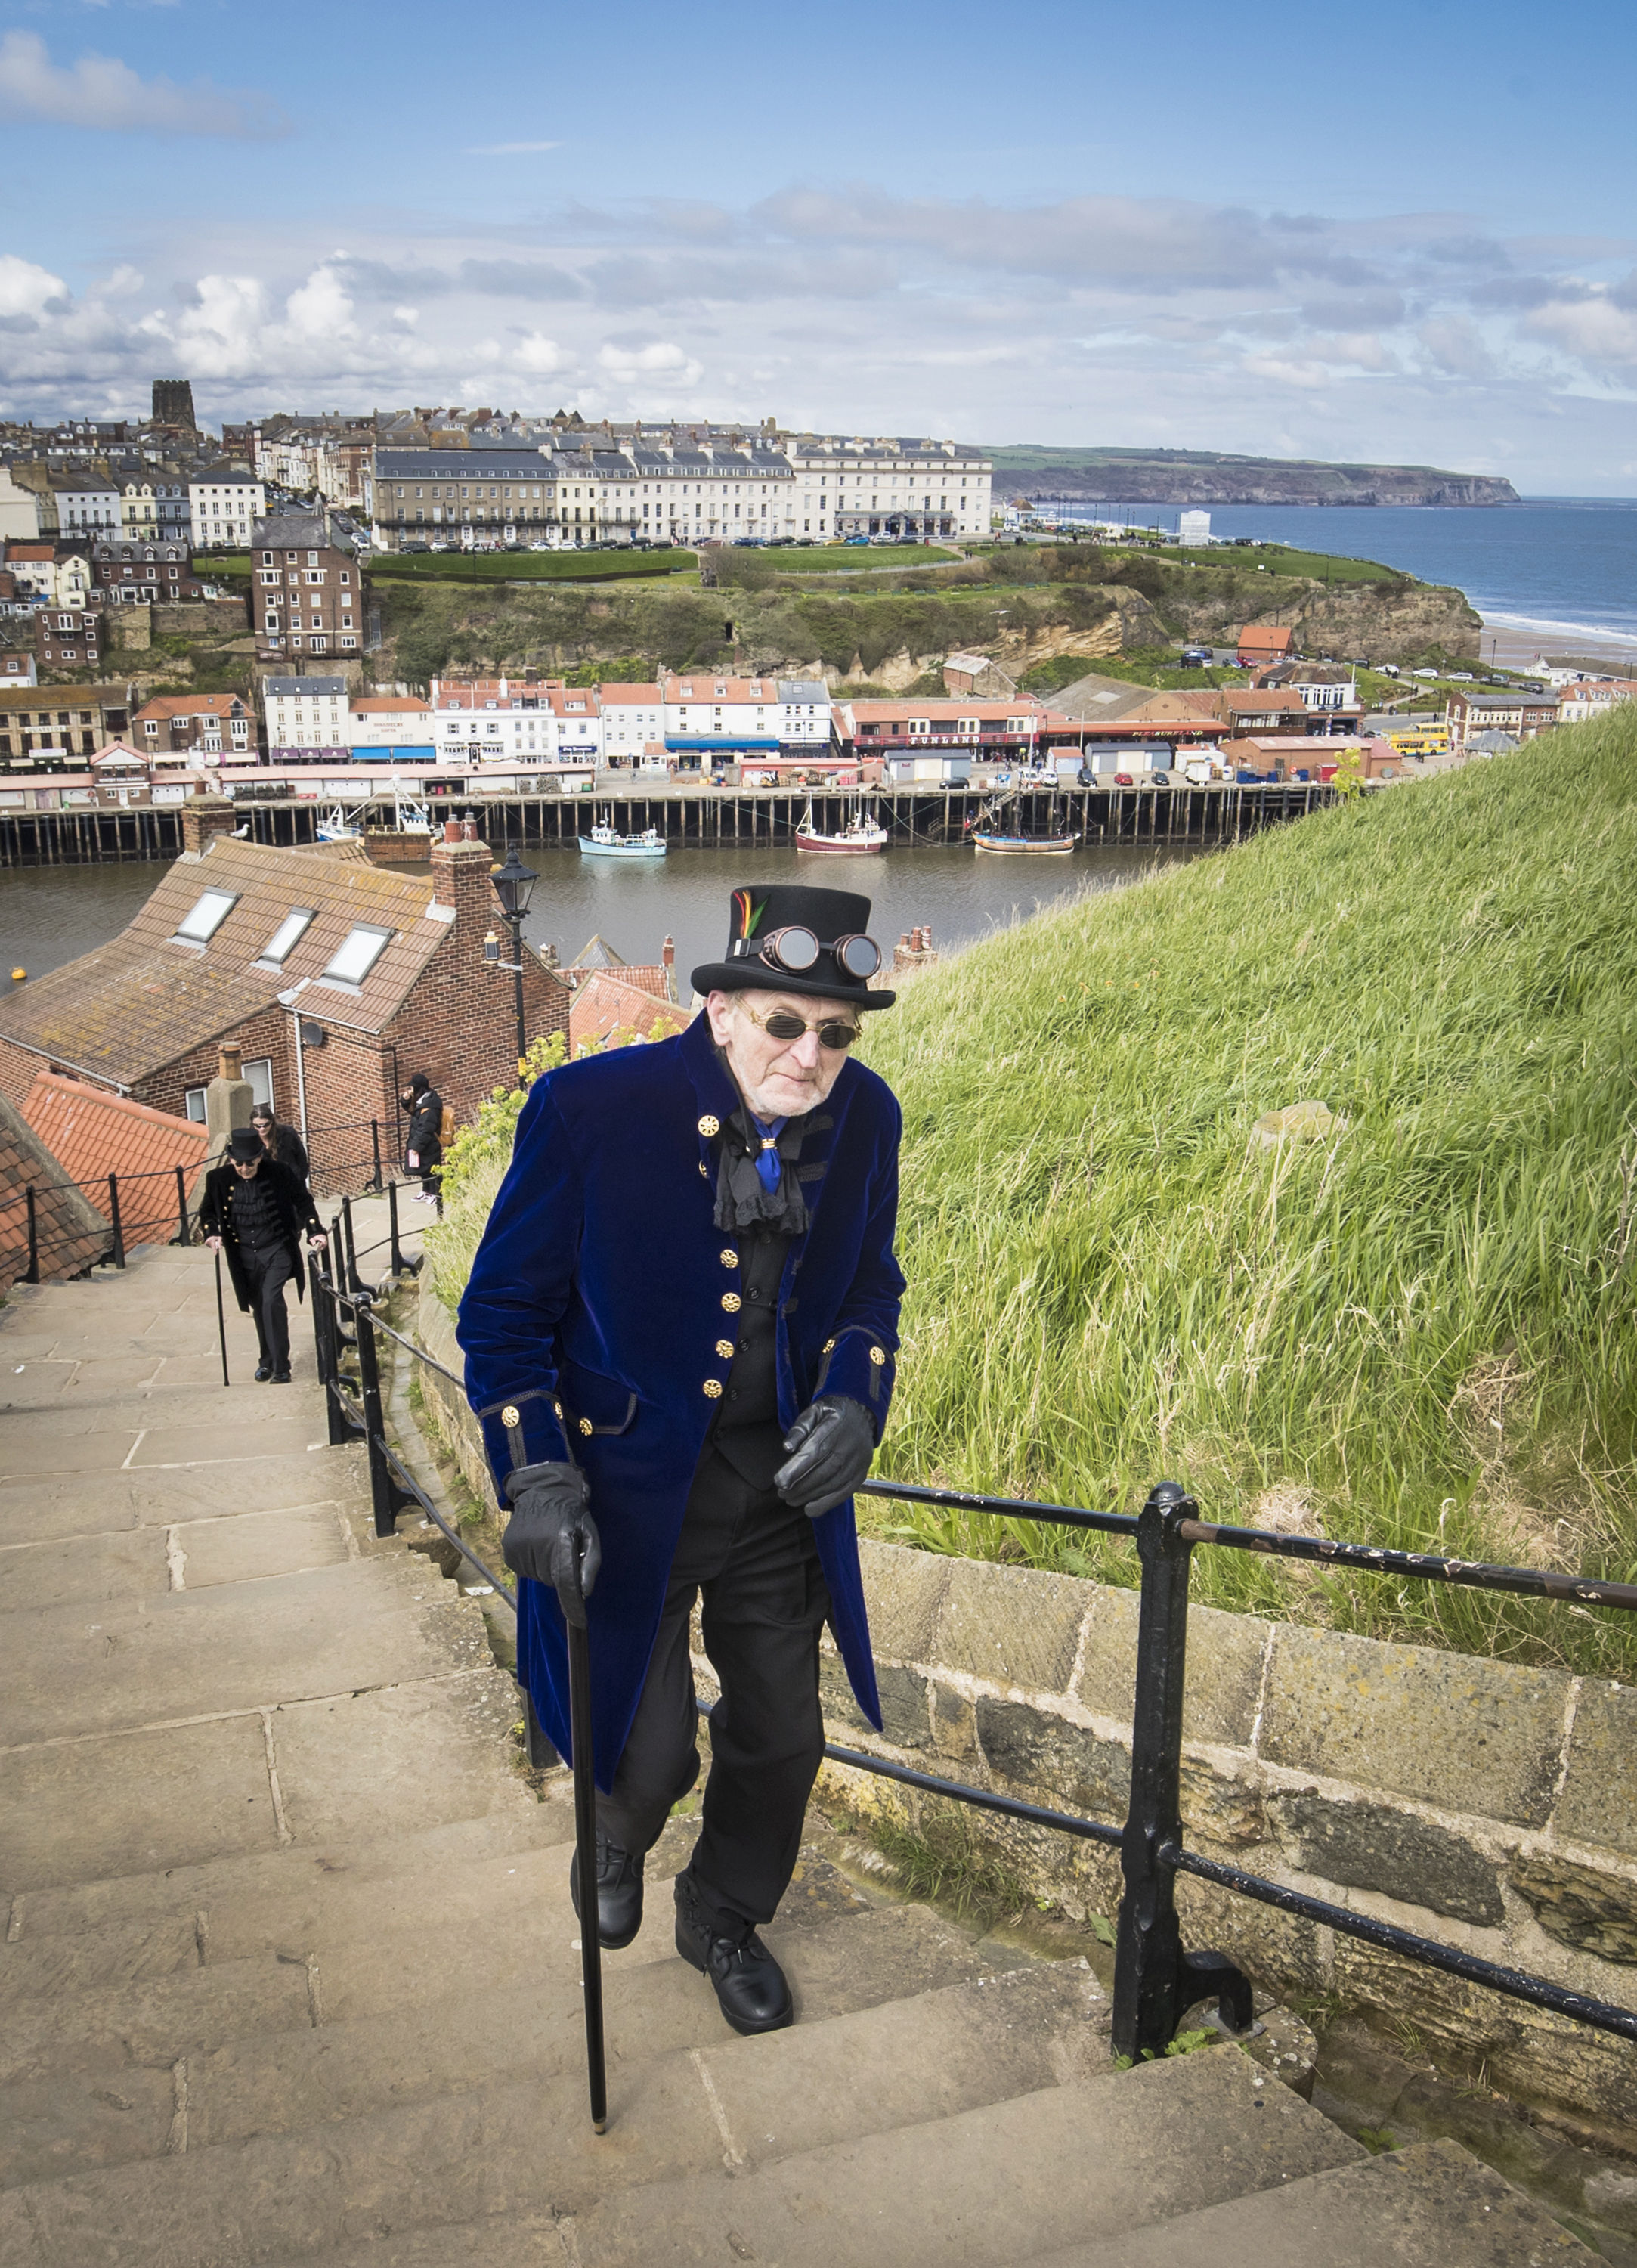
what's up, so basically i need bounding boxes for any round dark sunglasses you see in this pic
[729,925,883,981]
[744,1002,861,1050]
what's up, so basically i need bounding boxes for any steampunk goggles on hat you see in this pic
[727,925,883,981]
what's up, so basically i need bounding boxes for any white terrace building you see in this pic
[189,471,266,551]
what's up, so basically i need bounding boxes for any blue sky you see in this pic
[0,0,1634,488]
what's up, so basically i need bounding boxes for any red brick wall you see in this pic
[0,1037,45,1108]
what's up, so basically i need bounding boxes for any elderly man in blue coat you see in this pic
[458,882,903,2036]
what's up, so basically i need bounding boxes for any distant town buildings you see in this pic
[252,512,360,662]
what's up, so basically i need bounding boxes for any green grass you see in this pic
[853,708,1637,1677]
[368,547,698,585]
[1174,546,1396,584]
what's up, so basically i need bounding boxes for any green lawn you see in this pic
[769,543,961,573]
[368,547,698,584]
[1174,544,1396,583]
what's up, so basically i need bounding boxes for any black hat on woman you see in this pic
[691,883,896,1010]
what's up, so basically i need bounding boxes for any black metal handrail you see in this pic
[304,1260,1637,2064]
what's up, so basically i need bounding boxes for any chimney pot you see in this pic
[218,1044,243,1081]
[442,818,461,842]
[661,935,675,965]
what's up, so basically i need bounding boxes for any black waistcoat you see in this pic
[710,1222,791,1489]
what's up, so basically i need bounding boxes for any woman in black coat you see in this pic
[198,1128,327,1382]
[249,1103,310,1188]
[401,1072,444,1206]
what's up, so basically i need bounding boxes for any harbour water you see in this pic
[2,840,1200,1002]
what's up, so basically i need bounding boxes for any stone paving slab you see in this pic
[0,1714,280,1896]
[131,1416,333,1467]
[0,1448,366,1545]
[0,1529,171,1613]
[0,1955,314,2091]
[173,1507,350,1590]
[268,1672,529,1848]
[0,1560,490,1745]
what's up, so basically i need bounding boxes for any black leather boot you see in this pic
[673,1867,793,2035]
[569,1833,645,1950]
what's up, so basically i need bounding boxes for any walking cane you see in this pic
[565,1541,608,2135]
[212,1250,231,1388]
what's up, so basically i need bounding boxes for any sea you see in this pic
[1046,497,1637,665]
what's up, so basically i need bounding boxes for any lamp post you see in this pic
[487,844,539,1067]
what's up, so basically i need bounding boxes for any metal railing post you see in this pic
[1112,1480,1252,2060]
[314,1262,356,1448]
[24,1185,39,1284]
[370,1119,383,1192]
[172,1163,189,1247]
[107,1173,125,1268]
[342,1194,364,1296]
[388,1178,404,1276]
[353,1292,410,1538]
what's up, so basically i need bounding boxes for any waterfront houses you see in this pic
[0,681,135,765]
[264,674,351,760]
[1446,689,1561,748]
[133,692,255,762]
[252,511,361,662]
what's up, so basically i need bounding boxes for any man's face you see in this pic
[707,988,859,1120]
[231,1155,261,1180]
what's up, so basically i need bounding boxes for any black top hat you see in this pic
[691,883,896,1010]
[227,1126,266,1163]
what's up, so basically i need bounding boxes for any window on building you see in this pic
[172,887,240,943]
[261,908,315,964]
[322,924,393,984]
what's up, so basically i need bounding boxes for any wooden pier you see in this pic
[0,779,1332,867]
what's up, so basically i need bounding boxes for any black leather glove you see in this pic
[502,1464,599,1628]
[775,1394,876,1518]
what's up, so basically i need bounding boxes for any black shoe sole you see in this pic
[674,1914,794,2035]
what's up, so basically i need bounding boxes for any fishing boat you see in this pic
[578,820,667,860]
[794,801,887,854]
[316,807,364,843]
[968,787,1076,855]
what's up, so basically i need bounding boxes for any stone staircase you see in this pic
[0,1243,1587,2267]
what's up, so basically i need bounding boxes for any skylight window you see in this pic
[261,908,314,965]
[323,925,393,984]
[172,889,238,943]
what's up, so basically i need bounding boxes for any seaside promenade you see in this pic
[0,1236,1574,2266]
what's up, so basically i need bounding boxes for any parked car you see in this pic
[844,535,870,546]
[1114,771,1134,786]
[1412,667,1438,679]
[401,541,430,553]
[1179,647,1212,666]
[1150,770,1171,785]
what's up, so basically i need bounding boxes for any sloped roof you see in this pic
[568,971,688,1052]
[570,934,629,970]
[20,1072,206,1249]
[0,1091,108,1291]
[134,693,249,721]
[0,836,454,1086]
[1047,674,1224,728]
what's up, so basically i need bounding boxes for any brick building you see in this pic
[252,512,362,664]
[93,538,206,606]
[36,609,104,674]
[0,807,570,1187]
[0,682,134,767]
[134,692,255,763]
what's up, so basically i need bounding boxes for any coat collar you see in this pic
[678,1007,857,1240]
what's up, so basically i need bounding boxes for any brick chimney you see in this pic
[429,815,495,937]
[181,795,237,857]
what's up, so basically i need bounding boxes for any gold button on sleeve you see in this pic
[703,1378,723,1399]
[500,1404,520,1428]
[698,1160,709,1179]
[578,1417,593,1436]
[715,1337,734,1359]
[722,1291,741,1312]
[697,1114,720,1137]
[719,1247,738,1268]
[822,1337,836,1353]
[869,1346,887,1367]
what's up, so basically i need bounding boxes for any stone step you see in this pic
[0,1445,370,1549]
[4,1900,1030,2191]
[1013,2137,1590,2268]
[563,2049,1364,2268]
[0,1503,356,1615]
[1,1660,529,1899]
[0,1957,1106,2266]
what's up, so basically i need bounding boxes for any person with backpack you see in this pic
[401,1072,444,1206]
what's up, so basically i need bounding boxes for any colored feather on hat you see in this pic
[733,889,765,940]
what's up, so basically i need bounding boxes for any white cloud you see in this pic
[0,253,66,321]
[513,331,567,373]
[597,339,703,386]
[0,29,286,138]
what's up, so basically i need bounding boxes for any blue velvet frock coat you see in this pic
[456,1010,904,1789]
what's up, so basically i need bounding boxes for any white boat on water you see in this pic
[579,821,667,860]
[794,801,887,854]
[970,830,1076,854]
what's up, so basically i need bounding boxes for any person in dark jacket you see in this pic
[401,1072,444,1205]
[199,1127,327,1383]
[458,884,902,2037]
[249,1103,310,1189]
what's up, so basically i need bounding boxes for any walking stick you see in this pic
[565,1544,608,2135]
[212,1250,231,1388]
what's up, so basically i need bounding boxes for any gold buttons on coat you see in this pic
[870,1346,887,1366]
[553,1399,563,1417]
[823,1337,836,1353]
[698,1114,720,1137]
[579,1418,593,1436]
[719,1248,738,1268]
[703,1379,723,1399]
[722,1292,741,1312]
[501,1405,520,1428]
[715,1338,735,1359]
[698,1161,709,1179]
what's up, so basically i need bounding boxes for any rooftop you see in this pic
[20,1071,207,1247]
[0,1090,108,1291]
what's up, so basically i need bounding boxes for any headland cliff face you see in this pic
[990,447,1519,509]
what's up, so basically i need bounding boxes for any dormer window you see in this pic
[323,925,392,984]
[261,908,315,965]
[172,888,238,943]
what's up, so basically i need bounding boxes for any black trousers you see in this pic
[598,1444,831,1936]
[243,1244,295,1374]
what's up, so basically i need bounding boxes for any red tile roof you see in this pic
[568,971,687,1052]
[20,1072,207,1248]
[134,694,249,721]
[0,1092,109,1291]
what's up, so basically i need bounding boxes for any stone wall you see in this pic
[410,1297,1636,2147]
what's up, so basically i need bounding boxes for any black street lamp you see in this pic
[487,845,539,1067]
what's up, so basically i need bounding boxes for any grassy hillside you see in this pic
[859,711,1637,1675]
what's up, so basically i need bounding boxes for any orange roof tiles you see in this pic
[20,1072,207,1248]
[134,694,249,721]
[568,971,687,1052]
[0,1091,108,1291]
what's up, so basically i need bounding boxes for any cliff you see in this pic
[989,445,1519,509]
